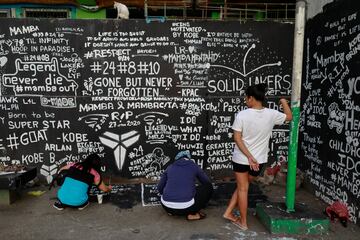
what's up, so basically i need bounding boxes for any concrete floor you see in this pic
[0,184,358,240]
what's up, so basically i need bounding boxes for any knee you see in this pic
[237,185,249,193]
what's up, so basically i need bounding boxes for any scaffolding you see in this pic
[144,0,296,22]
[0,0,296,21]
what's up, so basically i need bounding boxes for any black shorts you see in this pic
[232,162,264,177]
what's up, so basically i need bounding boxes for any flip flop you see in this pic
[231,221,248,231]
[187,212,206,221]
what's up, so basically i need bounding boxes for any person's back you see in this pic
[57,164,96,207]
[157,150,213,221]
[53,153,112,210]
[161,158,200,202]
[233,107,287,164]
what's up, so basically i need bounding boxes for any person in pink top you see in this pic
[53,153,112,210]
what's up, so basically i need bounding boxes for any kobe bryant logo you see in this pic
[99,131,140,170]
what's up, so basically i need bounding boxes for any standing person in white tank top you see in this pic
[223,83,292,230]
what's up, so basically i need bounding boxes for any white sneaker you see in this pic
[53,201,65,211]
[78,202,89,210]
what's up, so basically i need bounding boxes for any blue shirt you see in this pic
[58,177,89,206]
[157,158,211,203]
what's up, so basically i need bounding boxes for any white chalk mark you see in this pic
[78,114,109,121]
[211,65,245,77]
[211,44,282,77]
[246,62,282,76]
[62,32,82,35]
[243,43,256,74]
[146,140,167,144]
[141,183,146,206]
[176,85,207,88]
[132,54,159,57]
[135,112,169,118]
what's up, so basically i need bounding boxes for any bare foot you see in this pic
[187,212,206,221]
[223,213,239,222]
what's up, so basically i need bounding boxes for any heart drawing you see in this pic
[188,46,195,53]
[0,56,7,67]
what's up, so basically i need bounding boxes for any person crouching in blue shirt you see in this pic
[157,150,213,220]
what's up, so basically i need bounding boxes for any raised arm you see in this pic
[58,164,71,172]
[280,98,292,122]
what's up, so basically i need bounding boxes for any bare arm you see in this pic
[97,181,112,193]
[58,164,71,172]
[233,130,259,171]
[280,98,292,122]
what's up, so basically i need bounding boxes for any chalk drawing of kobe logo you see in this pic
[99,131,140,170]
[40,164,58,184]
[327,103,345,134]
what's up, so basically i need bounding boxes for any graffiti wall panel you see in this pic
[0,19,293,183]
[300,0,360,224]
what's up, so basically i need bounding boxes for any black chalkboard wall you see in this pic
[0,19,293,184]
[299,0,360,225]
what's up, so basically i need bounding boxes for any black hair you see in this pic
[75,153,102,173]
[245,83,267,102]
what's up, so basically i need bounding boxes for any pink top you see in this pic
[68,162,101,184]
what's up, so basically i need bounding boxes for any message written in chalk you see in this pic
[0,19,293,187]
[300,0,360,225]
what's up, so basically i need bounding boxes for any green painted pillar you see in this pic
[286,105,300,211]
[286,0,306,212]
